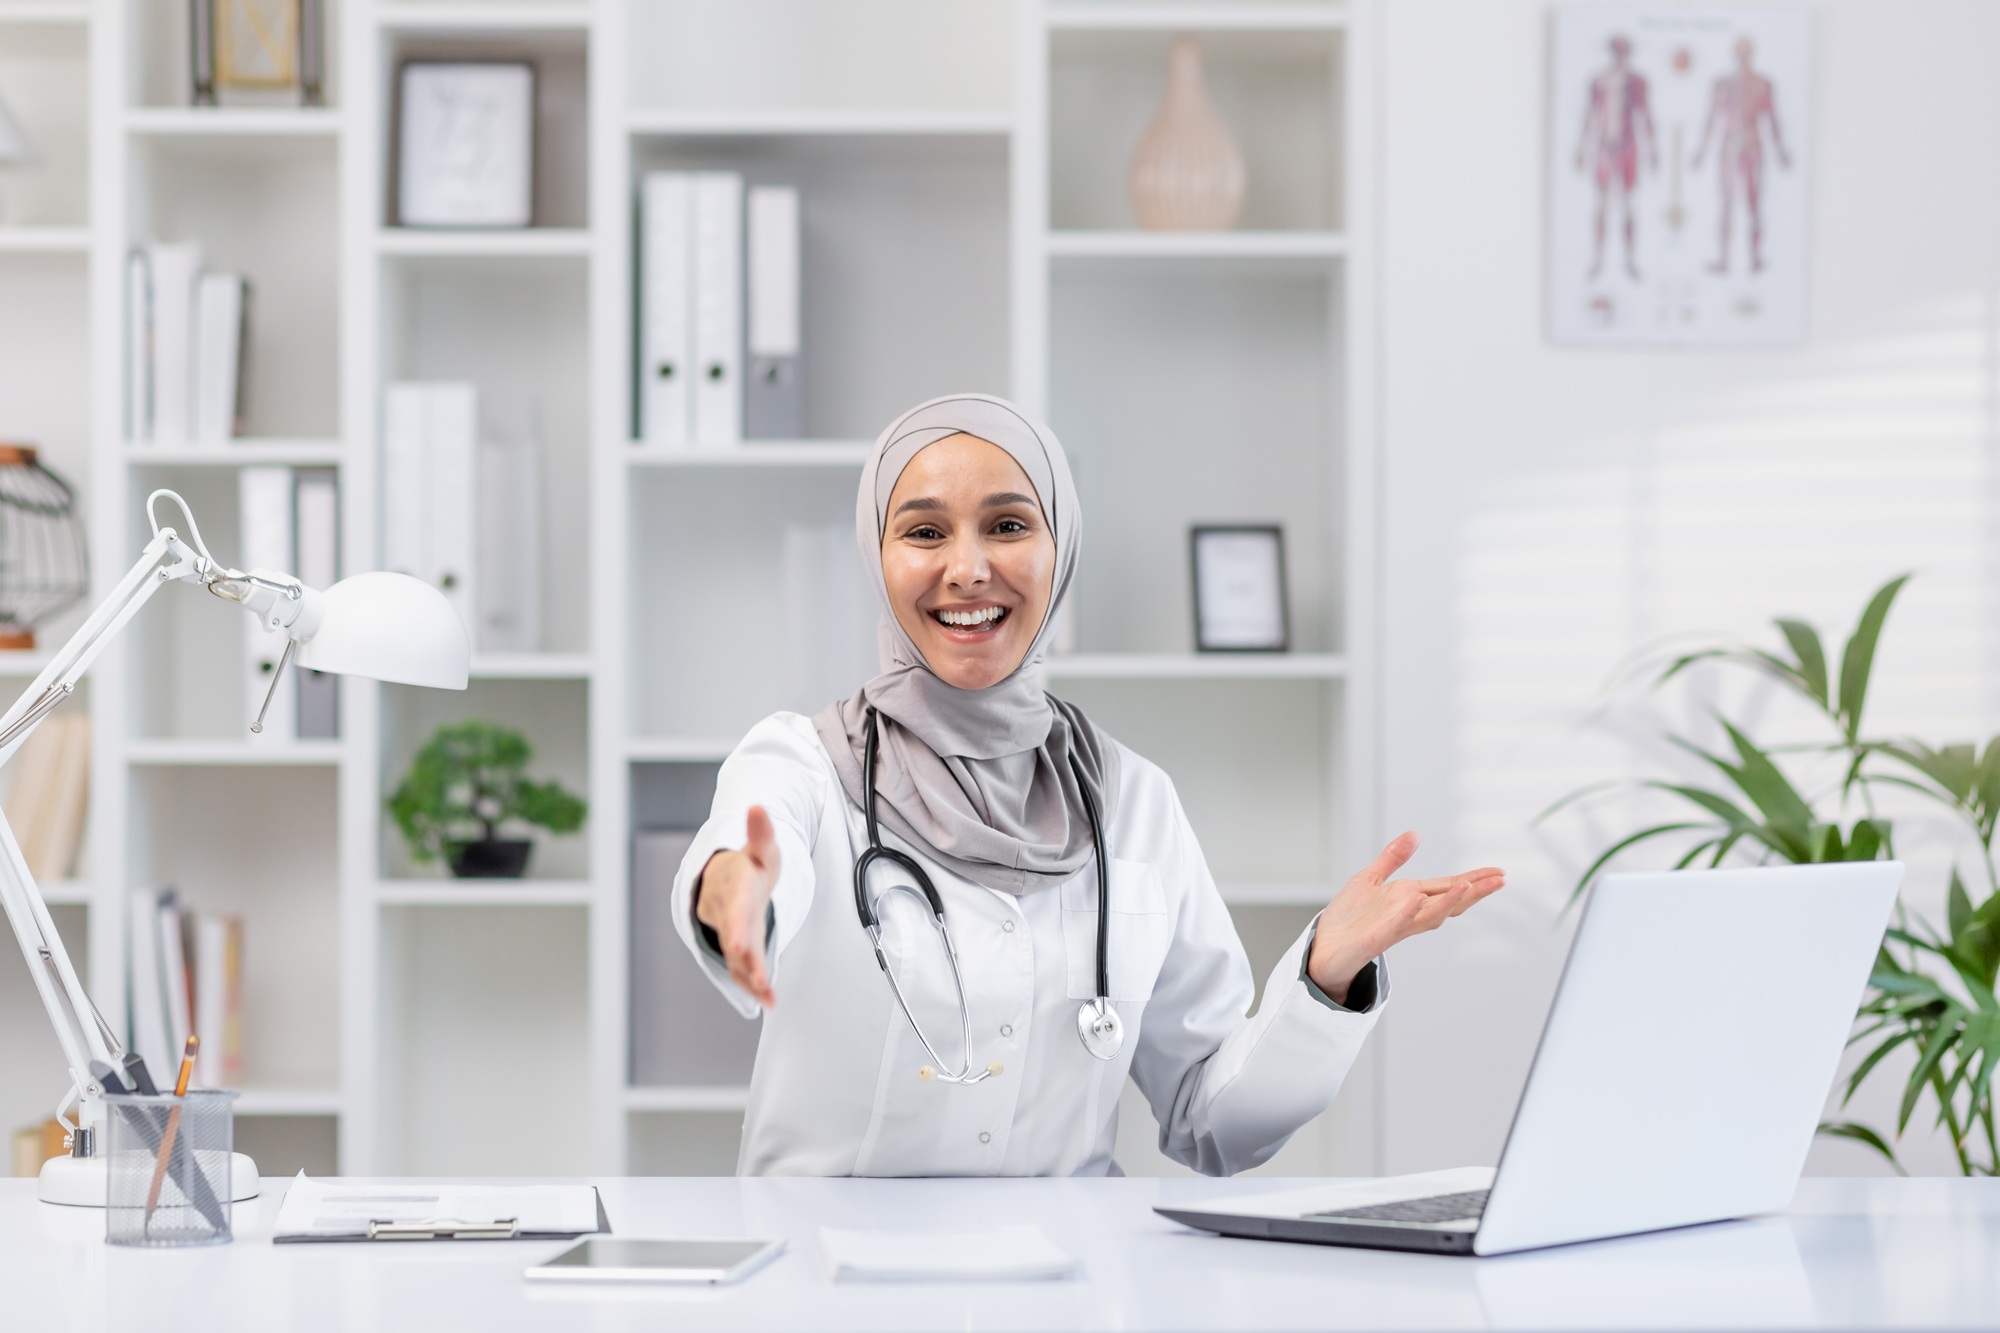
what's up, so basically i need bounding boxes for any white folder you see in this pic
[381,383,430,582]
[427,384,479,640]
[746,185,803,440]
[146,241,203,444]
[125,250,152,443]
[640,172,692,447]
[239,465,296,741]
[691,171,744,448]
[194,272,245,446]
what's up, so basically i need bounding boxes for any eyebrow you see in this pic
[891,491,1039,517]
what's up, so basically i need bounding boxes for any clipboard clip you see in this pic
[367,1216,520,1241]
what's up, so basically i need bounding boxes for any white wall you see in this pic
[1374,0,2000,1177]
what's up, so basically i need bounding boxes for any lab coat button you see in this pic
[1000,1024,1013,1038]
[979,1132,992,1144]
[1001,920,1015,933]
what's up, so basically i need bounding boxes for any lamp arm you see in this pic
[0,528,201,1138]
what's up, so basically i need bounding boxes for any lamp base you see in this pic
[38,1151,261,1206]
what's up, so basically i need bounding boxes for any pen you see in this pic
[142,1036,198,1230]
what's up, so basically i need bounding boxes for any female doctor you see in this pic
[671,394,1505,1177]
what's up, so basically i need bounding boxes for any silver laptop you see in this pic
[1157,862,1903,1256]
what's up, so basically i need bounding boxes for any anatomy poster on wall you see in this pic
[1547,7,1810,346]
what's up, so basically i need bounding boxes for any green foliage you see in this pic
[387,720,587,864]
[1545,574,2000,1175]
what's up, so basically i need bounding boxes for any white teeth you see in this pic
[936,606,1004,627]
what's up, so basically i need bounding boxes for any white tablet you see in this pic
[526,1237,785,1285]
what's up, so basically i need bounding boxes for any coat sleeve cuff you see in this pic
[1297,917,1386,1014]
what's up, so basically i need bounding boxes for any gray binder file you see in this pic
[629,829,761,1086]
[745,185,804,439]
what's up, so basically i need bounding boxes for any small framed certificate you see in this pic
[396,62,535,229]
[1190,525,1289,653]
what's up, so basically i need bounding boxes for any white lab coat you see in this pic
[668,712,1387,1177]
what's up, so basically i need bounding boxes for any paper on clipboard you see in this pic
[274,1173,606,1243]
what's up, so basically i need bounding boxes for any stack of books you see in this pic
[127,889,244,1090]
[125,241,251,446]
[0,712,88,882]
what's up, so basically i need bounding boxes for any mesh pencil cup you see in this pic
[104,1089,236,1246]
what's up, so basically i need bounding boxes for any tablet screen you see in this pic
[531,1237,782,1283]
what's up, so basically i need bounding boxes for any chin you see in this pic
[924,642,1022,691]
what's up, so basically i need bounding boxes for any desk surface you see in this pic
[3,1175,1998,1332]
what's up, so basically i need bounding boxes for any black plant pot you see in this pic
[448,838,533,879]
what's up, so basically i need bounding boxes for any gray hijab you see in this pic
[813,394,1120,895]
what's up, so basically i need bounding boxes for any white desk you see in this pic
[2,1175,1997,1331]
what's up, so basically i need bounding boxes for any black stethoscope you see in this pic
[853,707,1123,1084]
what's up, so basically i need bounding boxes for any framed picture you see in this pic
[396,62,535,229]
[1190,525,1289,653]
[216,0,298,91]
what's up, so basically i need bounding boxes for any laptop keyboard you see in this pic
[1307,1189,1491,1225]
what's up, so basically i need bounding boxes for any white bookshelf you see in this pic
[0,0,1377,1182]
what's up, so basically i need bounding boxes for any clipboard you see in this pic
[272,1175,612,1244]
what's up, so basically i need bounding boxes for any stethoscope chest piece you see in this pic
[1077,997,1123,1060]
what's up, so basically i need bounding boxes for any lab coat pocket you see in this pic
[1063,859,1174,1002]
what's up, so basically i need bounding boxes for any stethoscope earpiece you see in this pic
[856,708,1121,1083]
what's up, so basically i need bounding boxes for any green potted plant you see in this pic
[388,720,587,879]
[1546,575,2000,1174]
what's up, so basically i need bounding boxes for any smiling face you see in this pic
[881,433,1056,691]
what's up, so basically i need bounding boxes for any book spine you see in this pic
[639,172,692,447]
[125,250,152,443]
[147,242,203,445]
[194,273,244,447]
[746,185,804,440]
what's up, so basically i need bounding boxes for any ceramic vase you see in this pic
[1127,37,1246,231]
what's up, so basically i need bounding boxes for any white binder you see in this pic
[477,437,542,654]
[691,171,744,448]
[193,272,245,446]
[293,468,340,739]
[239,465,296,741]
[125,250,152,442]
[146,241,203,444]
[639,171,692,447]
[746,185,803,440]
[428,384,478,639]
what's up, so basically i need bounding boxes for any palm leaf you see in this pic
[1774,619,1831,709]
[1836,574,1910,743]
[1817,1121,1907,1174]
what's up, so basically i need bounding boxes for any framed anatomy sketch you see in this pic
[1190,525,1289,653]
[1548,7,1811,346]
[397,62,535,229]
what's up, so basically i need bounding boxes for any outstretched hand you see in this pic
[1307,832,1505,1005]
[694,805,782,1009]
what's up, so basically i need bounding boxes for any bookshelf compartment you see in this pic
[626,1109,742,1176]
[126,133,341,441]
[0,19,88,227]
[378,677,591,882]
[627,467,874,743]
[376,903,590,1175]
[233,1114,337,1176]
[0,902,84,1162]
[125,764,342,1096]
[378,254,591,656]
[627,133,1010,441]
[1049,26,1343,232]
[1050,262,1342,655]
[0,254,92,651]
[130,0,345,110]
[625,0,1010,116]
[379,23,588,229]
[1051,677,1341,885]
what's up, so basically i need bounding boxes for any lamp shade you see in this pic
[295,571,469,689]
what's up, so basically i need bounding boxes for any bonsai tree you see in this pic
[388,720,586,876]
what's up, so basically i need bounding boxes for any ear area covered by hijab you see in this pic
[813,394,1121,896]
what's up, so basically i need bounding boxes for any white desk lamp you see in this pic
[0,490,470,1206]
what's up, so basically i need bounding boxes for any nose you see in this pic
[942,532,991,592]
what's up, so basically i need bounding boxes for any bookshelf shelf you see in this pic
[233,1086,344,1117]
[625,107,1012,138]
[0,226,90,254]
[1047,5,1350,32]
[1044,653,1347,681]
[373,880,595,908]
[1046,230,1348,260]
[124,740,350,767]
[0,2,90,23]
[377,2,593,32]
[38,880,91,907]
[125,441,347,467]
[625,442,872,468]
[375,228,595,259]
[0,649,56,676]
[124,108,346,139]
[624,1084,751,1113]
[469,653,596,680]
[626,737,741,764]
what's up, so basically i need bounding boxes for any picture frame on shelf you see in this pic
[1190,524,1289,653]
[216,0,299,93]
[396,62,535,229]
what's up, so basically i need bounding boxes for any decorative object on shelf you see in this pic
[1127,37,1246,232]
[299,0,326,107]
[1548,6,1810,346]
[0,444,89,651]
[1190,524,1288,652]
[0,87,30,226]
[388,720,586,879]
[397,63,535,229]
[190,0,218,106]
[217,0,299,96]
[1540,575,2000,1176]
[0,488,470,1206]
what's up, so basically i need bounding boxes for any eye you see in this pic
[993,517,1030,536]
[906,524,945,542]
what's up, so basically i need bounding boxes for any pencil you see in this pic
[142,1035,199,1231]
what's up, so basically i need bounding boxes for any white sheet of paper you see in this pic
[818,1224,1078,1281]
[274,1173,599,1239]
